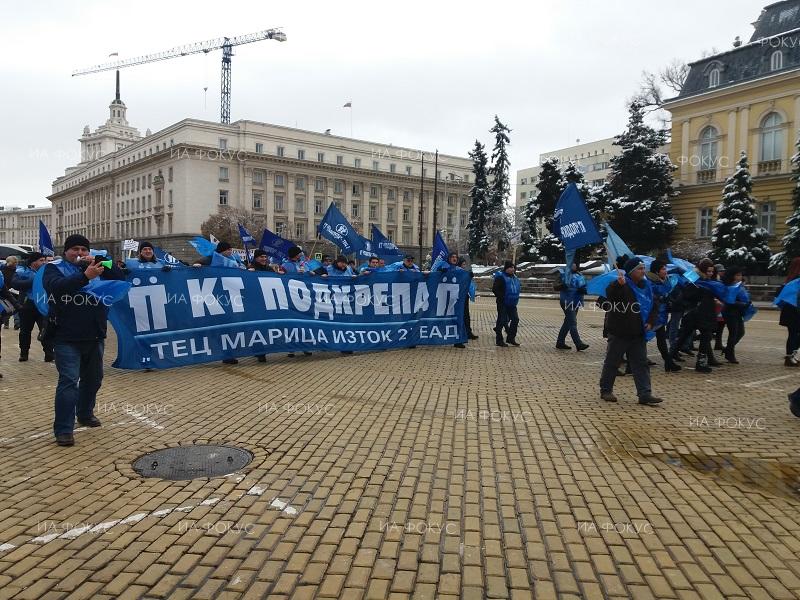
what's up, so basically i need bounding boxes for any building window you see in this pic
[373,160,380,171]
[255,142,264,153]
[295,197,306,213]
[219,190,229,205]
[277,146,285,157]
[253,192,263,209]
[708,68,720,88]
[336,155,344,166]
[390,163,396,173]
[354,158,362,168]
[295,222,306,239]
[253,170,264,185]
[448,194,456,207]
[403,207,410,222]
[697,207,713,237]
[759,202,777,234]
[403,190,411,202]
[276,221,286,236]
[275,174,285,187]
[296,176,306,191]
[402,230,411,245]
[460,213,467,227]
[168,167,173,182]
[387,230,394,242]
[370,185,378,199]
[351,203,360,219]
[771,50,783,71]
[317,152,325,162]
[219,138,228,150]
[275,193,285,211]
[406,166,413,176]
[369,204,377,220]
[352,184,361,197]
[315,198,324,215]
[521,178,527,185]
[315,178,325,192]
[334,180,344,194]
[387,207,394,222]
[219,166,229,182]
[447,212,454,227]
[388,189,395,200]
[698,126,718,170]
[760,112,784,162]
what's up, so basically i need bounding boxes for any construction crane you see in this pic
[72,28,287,124]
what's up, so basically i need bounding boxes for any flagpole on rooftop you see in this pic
[418,153,425,266]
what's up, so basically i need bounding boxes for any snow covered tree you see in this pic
[711,152,771,271]
[606,101,678,252]
[467,140,490,259]
[486,116,512,253]
[770,134,800,273]
[519,195,539,261]
[529,158,564,262]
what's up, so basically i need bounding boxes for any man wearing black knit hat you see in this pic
[42,234,126,446]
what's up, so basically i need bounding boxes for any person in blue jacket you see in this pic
[647,259,681,372]
[556,261,589,351]
[280,246,305,274]
[42,234,127,447]
[326,256,355,277]
[11,252,53,362]
[492,261,521,347]
[397,255,421,272]
[721,266,751,364]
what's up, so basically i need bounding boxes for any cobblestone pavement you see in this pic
[0,298,798,600]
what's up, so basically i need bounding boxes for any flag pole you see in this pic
[418,153,425,266]
[432,150,438,247]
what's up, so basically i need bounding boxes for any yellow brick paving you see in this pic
[0,298,798,600]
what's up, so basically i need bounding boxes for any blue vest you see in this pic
[501,272,521,306]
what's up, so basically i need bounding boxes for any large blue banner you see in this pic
[109,269,469,369]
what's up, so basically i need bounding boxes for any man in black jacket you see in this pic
[43,234,126,446]
[599,257,662,405]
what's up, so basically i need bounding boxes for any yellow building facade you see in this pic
[664,0,800,253]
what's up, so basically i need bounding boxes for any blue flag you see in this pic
[258,228,295,261]
[430,231,449,271]
[211,252,243,269]
[39,220,54,256]
[189,236,217,257]
[603,221,633,267]
[238,224,256,246]
[153,246,183,266]
[371,225,403,259]
[357,236,376,259]
[553,183,602,251]
[317,203,365,254]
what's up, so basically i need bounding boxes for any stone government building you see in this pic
[664,0,800,253]
[48,78,472,261]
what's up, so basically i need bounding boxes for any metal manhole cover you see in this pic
[132,445,253,480]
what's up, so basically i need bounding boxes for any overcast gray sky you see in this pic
[0,0,764,208]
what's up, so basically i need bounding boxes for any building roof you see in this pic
[672,0,800,100]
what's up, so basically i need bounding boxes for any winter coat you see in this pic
[778,279,800,329]
[722,284,751,320]
[681,281,717,331]
[559,272,587,307]
[326,265,355,278]
[492,271,521,306]
[11,268,36,304]
[603,279,659,338]
[42,259,127,343]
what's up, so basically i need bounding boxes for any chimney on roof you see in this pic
[733,35,742,47]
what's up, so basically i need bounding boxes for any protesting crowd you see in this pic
[1,222,799,446]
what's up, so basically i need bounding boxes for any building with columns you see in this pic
[49,77,473,258]
[0,205,53,247]
[663,0,800,251]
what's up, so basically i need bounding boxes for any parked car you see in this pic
[0,244,34,260]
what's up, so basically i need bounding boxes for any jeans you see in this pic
[18,302,52,355]
[600,335,651,398]
[495,302,519,343]
[54,341,105,435]
[557,301,582,345]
